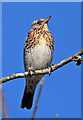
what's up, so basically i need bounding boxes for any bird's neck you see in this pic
[30,24,49,32]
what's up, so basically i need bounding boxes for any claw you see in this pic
[28,69,35,76]
[48,65,52,76]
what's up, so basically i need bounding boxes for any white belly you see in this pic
[24,44,52,71]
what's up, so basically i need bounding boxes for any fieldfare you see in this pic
[20,16,54,109]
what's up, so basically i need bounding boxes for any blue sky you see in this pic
[2,2,81,118]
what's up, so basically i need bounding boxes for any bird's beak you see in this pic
[42,16,51,24]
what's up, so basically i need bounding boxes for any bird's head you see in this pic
[31,16,51,30]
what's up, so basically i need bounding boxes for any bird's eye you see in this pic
[37,20,42,25]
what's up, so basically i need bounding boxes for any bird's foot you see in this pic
[48,64,54,76]
[28,69,35,76]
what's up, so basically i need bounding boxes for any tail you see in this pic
[20,86,34,109]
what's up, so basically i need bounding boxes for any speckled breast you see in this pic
[24,28,54,71]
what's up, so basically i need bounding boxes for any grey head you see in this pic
[31,16,51,29]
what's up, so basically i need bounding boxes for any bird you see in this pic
[20,16,54,109]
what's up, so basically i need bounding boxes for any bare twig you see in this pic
[0,49,83,84]
[31,78,44,120]
[0,86,8,118]
[56,114,59,120]
[2,91,8,118]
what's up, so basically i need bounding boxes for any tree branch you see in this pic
[31,78,44,119]
[0,49,83,84]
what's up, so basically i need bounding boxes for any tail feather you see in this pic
[20,86,34,109]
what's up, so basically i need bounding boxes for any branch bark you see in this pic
[0,49,83,84]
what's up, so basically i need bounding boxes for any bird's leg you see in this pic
[48,64,54,76]
[28,69,35,76]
